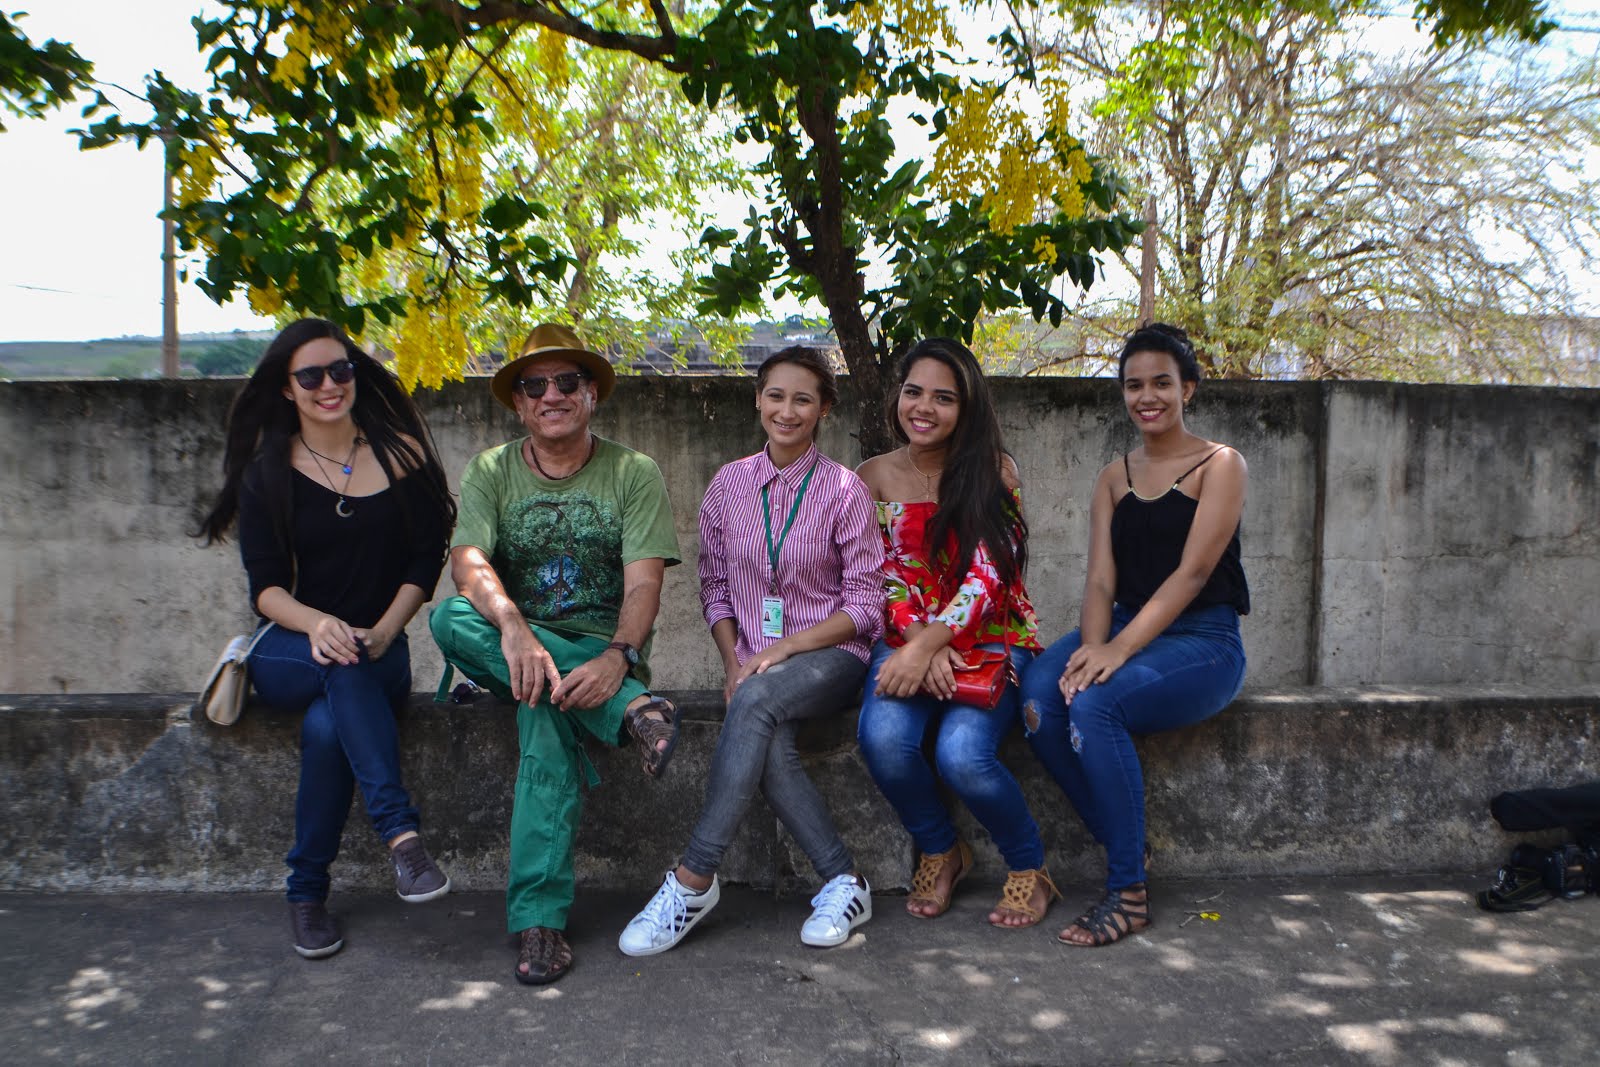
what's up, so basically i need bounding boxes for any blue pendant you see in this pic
[341,464,353,475]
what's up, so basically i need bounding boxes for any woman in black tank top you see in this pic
[196,318,457,962]
[1018,323,1249,948]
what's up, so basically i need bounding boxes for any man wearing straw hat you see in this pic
[430,322,682,986]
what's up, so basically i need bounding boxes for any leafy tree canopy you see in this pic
[78,1,1147,453]
[71,0,1560,449]
[0,10,94,131]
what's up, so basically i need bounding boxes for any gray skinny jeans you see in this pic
[681,646,866,882]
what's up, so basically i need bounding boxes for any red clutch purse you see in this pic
[946,648,1017,710]
[918,591,1019,710]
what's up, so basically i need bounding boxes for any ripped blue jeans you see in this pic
[1019,604,1245,891]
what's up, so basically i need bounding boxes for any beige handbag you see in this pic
[197,626,272,725]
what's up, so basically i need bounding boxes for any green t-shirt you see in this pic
[453,436,681,672]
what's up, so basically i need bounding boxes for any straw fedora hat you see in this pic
[491,322,616,410]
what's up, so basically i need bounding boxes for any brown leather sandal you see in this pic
[625,697,682,778]
[907,840,973,918]
[515,926,573,986]
[989,866,1061,929]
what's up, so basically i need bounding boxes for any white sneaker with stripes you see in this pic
[618,870,720,957]
[800,873,872,947]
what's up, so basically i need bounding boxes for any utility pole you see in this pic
[160,132,179,377]
[1138,195,1157,327]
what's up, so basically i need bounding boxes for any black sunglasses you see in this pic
[515,371,589,398]
[291,359,356,390]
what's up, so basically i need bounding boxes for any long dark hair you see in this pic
[889,338,1027,593]
[756,346,838,439]
[196,317,456,545]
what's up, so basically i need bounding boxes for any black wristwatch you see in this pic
[607,641,640,670]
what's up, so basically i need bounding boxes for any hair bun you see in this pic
[1118,322,1202,383]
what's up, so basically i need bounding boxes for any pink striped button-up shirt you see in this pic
[698,444,885,665]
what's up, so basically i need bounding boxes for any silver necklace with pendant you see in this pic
[305,436,364,518]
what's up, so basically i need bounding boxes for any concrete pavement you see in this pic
[2,875,1595,1066]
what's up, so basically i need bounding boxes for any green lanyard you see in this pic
[762,461,818,592]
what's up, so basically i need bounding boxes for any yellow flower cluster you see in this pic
[369,74,401,122]
[271,22,312,88]
[174,142,220,207]
[1041,76,1074,141]
[536,27,570,90]
[247,283,285,316]
[412,127,486,223]
[845,0,956,51]
[932,82,1095,235]
[484,39,559,156]
[269,5,356,89]
[930,85,997,201]
[391,271,472,391]
[354,247,394,292]
[1032,235,1058,267]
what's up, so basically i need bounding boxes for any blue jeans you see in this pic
[249,625,418,902]
[682,647,865,882]
[857,641,1044,871]
[1019,604,1246,892]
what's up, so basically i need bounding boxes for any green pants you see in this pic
[430,595,646,933]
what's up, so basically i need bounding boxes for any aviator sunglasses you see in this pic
[291,359,357,390]
[515,371,589,398]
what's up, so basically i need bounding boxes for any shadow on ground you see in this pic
[2,876,1594,1065]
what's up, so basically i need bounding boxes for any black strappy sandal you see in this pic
[1059,883,1151,947]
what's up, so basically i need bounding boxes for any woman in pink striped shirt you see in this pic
[618,347,885,957]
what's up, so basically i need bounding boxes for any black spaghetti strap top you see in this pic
[1110,448,1250,616]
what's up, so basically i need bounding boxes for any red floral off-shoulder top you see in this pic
[876,492,1041,652]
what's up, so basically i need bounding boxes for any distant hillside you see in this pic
[0,332,276,379]
[0,322,827,380]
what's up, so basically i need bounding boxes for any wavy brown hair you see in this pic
[889,337,1027,593]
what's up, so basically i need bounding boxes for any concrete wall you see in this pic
[4,688,1595,892]
[0,377,1595,693]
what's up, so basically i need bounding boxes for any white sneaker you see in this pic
[800,873,872,947]
[618,871,720,957]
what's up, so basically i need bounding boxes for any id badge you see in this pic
[760,595,784,638]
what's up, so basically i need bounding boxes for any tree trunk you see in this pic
[789,68,895,459]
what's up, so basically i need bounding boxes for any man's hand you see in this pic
[502,625,561,705]
[550,648,628,711]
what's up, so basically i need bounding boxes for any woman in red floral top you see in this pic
[855,338,1056,929]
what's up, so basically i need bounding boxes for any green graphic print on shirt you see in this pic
[496,492,623,627]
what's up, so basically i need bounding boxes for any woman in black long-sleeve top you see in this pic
[198,318,457,960]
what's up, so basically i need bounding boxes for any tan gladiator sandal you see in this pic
[990,866,1061,928]
[906,840,973,918]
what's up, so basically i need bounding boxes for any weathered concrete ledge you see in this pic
[3,686,1595,895]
